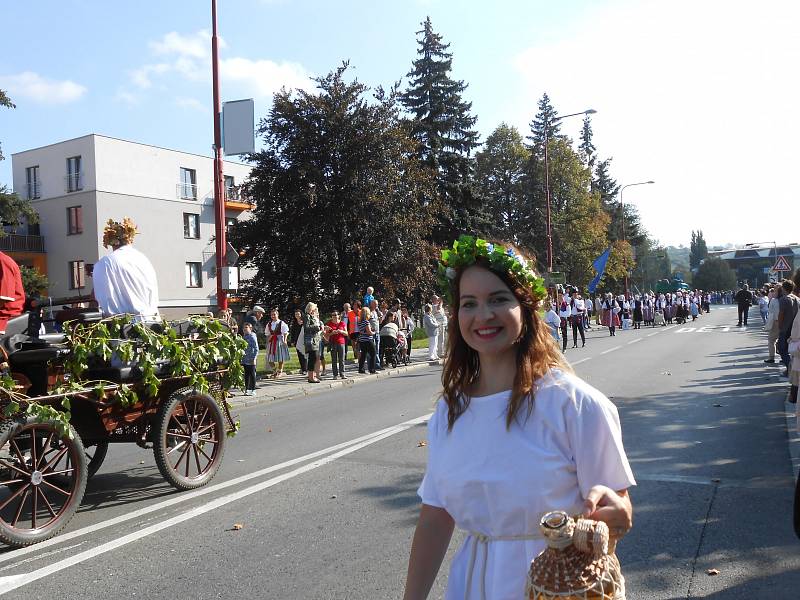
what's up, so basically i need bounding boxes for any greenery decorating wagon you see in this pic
[0,300,244,548]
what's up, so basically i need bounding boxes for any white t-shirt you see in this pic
[92,245,160,320]
[570,298,586,316]
[418,370,635,600]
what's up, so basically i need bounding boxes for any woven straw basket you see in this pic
[527,511,625,600]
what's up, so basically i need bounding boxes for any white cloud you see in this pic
[511,0,800,247]
[124,30,312,100]
[175,96,208,113]
[221,57,312,98]
[114,89,139,106]
[0,71,86,104]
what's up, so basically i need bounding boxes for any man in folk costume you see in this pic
[92,217,160,322]
[0,251,25,334]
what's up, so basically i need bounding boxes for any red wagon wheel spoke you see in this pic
[166,440,188,456]
[12,487,31,527]
[172,443,191,472]
[0,459,29,479]
[32,486,38,529]
[37,488,57,519]
[168,432,192,441]
[0,481,30,512]
[180,401,193,434]
[36,432,55,470]
[43,468,75,477]
[40,447,69,474]
[39,478,71,498]
[195,422,216,436]
[192,446,203,475]
[195,405,209,433]
[197,444,213,463]
[29,426,37,471]
[169,414,189,436]
[9,439,27,465]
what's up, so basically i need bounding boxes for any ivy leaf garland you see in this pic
[438,234,547,305]
[0,316,246,438]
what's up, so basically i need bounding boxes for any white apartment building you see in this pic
[11,134,253,318]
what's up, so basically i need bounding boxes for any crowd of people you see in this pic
[542,286,715,352]
[761,270,800,406]
[230,289,451,395]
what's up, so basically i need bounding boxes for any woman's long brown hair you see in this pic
[441,258,571,430]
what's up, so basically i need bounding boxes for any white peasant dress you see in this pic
[418,369,636,600]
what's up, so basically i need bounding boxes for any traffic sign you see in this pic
[772,256,791,272]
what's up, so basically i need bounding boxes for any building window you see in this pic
[185,262,202,288]
[66,156,82,192]
[183,213,200,239]
[26,166,40,199]
[67,206,83,235]
[179,167,197,200]
[224,175,235,201]
[69,260,85,290]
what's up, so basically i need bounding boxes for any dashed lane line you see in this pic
[600,346,622,355]
[627,338,642,345]
[571,357,592,365]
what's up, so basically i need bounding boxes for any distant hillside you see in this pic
[666,246,690,278]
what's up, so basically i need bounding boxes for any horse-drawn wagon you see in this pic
[0,299,244,548]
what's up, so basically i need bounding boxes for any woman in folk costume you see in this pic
[601,292,621,336]
[265,308,290,378]
[403,236,634,600]
[632,294,644,329]
[642,293,654,326]
[664,293,675,324]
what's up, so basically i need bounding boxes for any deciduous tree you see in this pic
[230,64,438,312]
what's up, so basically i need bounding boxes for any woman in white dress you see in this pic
[403,237,635,600]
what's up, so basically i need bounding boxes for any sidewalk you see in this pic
[228,346,442,408]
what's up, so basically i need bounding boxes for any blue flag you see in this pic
[588,247,612,293]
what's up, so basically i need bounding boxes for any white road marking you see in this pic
[646,331,661,337]
[0,416,431,566]
[676,327,695,333]
[627,338,642,345]
[600,346,622,355]
[571,357,592,365]
[0,413,432,595]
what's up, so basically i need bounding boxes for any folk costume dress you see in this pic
[418,370,636,600]
[266,319,290,363]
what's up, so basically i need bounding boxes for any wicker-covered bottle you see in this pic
[527,511,625,600]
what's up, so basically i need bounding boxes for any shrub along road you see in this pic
[0,306,797,598]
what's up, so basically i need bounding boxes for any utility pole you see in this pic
[211,0,227,311]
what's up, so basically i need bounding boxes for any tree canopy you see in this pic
[0,89,39,232]
[692,257,736,291]
[230,64,437,312]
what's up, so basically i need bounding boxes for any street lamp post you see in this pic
[544,108,596,273]
[619,180,655,298]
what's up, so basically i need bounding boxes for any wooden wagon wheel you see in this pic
[153,388,225,491]
[0,418,87,548]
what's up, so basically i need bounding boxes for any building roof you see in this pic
[12,133,251,167]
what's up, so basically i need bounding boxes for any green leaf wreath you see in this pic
[437,235,547,305]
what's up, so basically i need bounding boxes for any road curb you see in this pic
[227,358,443,409]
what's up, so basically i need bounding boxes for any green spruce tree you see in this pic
[527,93,562,149]
[579,114,597,175]
[401,17,487,241]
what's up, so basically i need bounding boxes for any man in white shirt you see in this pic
[570,291,586,348]
[92,218,160,321]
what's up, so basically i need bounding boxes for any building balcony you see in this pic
[0,234,45,253]
[64,173,83,193]
[176,182,198,200]
[224,186,254,211]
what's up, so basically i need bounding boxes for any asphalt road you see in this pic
[1,304,798,599]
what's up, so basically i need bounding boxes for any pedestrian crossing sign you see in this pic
[772,256,791,272]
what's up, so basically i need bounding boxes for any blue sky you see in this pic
[2,0,798,248]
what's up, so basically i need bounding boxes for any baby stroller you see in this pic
[380,335,401,368]
[396,330,409,366]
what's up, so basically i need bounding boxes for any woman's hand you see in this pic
[583,486,632,540]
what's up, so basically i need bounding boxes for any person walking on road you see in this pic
[558,297,571,351]
[403,236,635,600]
[735,284,753,326]
[601,293,620,336]
[758,290,770,325]
[570,290,586,347]
[545,302,561,343]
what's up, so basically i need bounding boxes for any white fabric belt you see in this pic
[463,529,544,600]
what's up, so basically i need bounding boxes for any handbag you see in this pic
[528,511,625,600]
